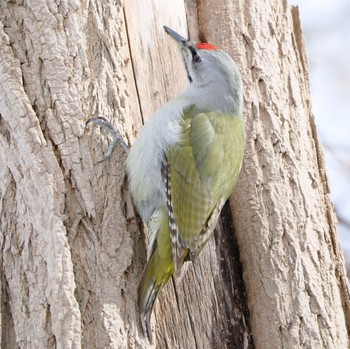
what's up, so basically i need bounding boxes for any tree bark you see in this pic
[0,1,349,349]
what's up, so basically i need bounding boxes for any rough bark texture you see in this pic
[0,1,349,349]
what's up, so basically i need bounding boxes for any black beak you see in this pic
[164,26,188,46]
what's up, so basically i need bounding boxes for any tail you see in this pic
[138,249,173,342]
[138,208,176,342]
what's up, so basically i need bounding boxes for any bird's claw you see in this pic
[86,117,129,163]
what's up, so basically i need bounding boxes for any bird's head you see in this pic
[164,26,240,88]
[164,26,242,114]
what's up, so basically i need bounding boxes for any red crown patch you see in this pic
[196,43,219,51]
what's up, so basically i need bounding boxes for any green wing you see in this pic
[165,106,245,273]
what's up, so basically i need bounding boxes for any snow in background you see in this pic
[290,0,350,273]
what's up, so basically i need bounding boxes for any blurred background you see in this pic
[291,0,350,279]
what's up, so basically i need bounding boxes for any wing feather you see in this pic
[165,107,245,271]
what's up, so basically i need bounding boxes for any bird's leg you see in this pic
[86,117,129,163]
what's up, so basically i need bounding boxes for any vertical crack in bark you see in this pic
[215,201,254,348]
[188,309,200,349]
[1,274,17,348]
[122,7,145,125]
[291,6,308,80]
[171,277,181,311]
[184,0,200,41]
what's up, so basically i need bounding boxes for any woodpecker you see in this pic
[87,26,245,342]
[127,26,245,340]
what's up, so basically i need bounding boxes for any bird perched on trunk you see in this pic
[88,26,245,342]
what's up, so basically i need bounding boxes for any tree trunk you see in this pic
[0,1,349,349]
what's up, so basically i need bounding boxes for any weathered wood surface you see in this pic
[0,0,349,348]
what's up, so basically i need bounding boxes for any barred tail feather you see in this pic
[138,207,174,342]
[138,251,172,343]
[138,273,160,343]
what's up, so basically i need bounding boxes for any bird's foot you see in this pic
[86,117,129,163]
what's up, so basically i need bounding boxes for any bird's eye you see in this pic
[193,54,202,63]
